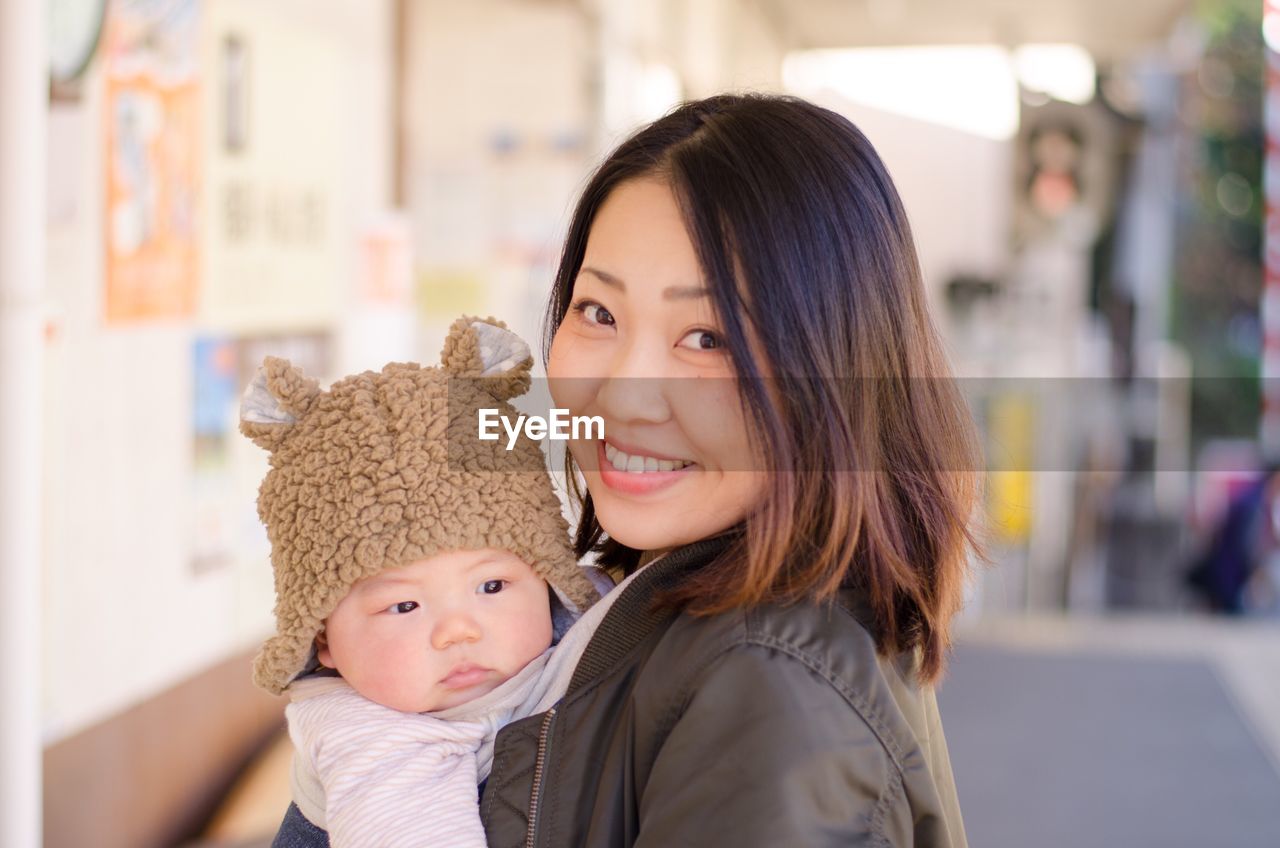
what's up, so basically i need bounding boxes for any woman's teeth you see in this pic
[604,442,693,473]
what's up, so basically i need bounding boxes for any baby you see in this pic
[241,315,607,847]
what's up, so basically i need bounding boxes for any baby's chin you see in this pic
[424,683,501,712]
[362,672,509,714]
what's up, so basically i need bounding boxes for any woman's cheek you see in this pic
[547,328,585,381]
[547,366,597,414]
[549,321,615,389]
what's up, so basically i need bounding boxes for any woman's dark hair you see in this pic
[543,93,986,684]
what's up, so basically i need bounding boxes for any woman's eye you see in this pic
[677,329,724,351]
[384,601,419,615]
[479,579,507,594]
[569,299,615,328]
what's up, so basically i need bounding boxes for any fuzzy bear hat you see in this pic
[240,315,600,695]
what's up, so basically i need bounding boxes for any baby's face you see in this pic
[317,549,553,712]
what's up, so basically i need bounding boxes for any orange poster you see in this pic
[103,0,200,323]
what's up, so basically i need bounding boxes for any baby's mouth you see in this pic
[440,663,492,689]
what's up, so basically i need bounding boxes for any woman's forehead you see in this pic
[585,180,702,276]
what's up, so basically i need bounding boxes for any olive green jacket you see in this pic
[479,532,968,847]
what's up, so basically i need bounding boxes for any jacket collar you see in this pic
[566,529,741,695]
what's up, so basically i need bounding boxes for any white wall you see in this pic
[41,0,393,743]
[404,0,595,355]
[794,91,1014,351]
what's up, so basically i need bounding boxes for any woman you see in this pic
[276,92,983,847]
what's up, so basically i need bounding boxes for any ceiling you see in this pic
[761,0,1196,63]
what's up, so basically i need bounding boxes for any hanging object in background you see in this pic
[1027,124,1083,220]
[49,0,107,100]
[222,33,250,154]
[1013,93,1115,249]
[103,0,201,323]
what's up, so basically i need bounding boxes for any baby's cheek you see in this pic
[518,604,554,658]
[494,610,546,674]
[367,658,441,711]
[379,683,431,713]
[352,639,425,703]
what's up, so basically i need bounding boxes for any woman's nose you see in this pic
[594,337,673,424]
[430,609,482,650]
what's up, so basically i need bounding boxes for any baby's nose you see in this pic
[430,610,482,649]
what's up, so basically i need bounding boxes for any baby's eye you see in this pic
[570,299,615,328]
[479,580,507,594]
[384,601,419,615]
[676,328,724,351]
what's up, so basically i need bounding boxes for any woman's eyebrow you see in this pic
[580,266,708,301]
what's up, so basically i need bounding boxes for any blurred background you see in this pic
[3,0,1279,845]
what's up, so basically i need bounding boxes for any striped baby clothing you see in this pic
[285,650,550,848]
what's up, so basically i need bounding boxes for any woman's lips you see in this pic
[440,664,492,690]
[594,439,696,496]
[601,436,691,464]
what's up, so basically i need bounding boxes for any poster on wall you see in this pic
[192,335,237,574]
[358,215,413,307]
[103,0,201,323]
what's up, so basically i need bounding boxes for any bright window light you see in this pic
[638,62,682,123]
[1013,44,1096,105]
[783,46,1020,140]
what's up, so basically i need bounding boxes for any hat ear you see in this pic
[239,356,322,451]
[440,314,532,401]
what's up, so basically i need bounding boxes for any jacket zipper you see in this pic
[525,706,557,848]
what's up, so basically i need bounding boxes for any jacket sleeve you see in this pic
[635,642,902,848]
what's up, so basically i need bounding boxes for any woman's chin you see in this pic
[587,481,735,553]
[573,441,762,552]
[585,478,685,550]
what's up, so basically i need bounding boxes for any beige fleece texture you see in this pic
[241,314,599,695]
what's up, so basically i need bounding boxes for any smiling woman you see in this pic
[480,92,985,848]
[547,177,767,552]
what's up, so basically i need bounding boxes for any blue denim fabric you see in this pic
[271,802,330,848]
